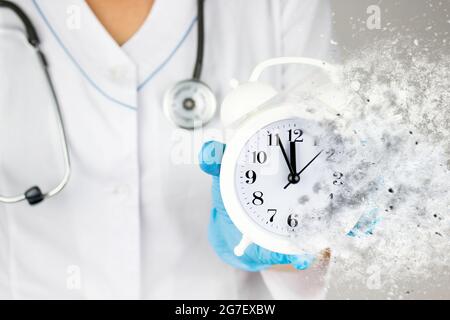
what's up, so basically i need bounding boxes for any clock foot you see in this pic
[234,236,252,256]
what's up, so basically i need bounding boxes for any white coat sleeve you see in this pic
[260,0,337,300]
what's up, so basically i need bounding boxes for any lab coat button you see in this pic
[112,184,131,198]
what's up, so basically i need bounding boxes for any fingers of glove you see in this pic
[247,245,314,270]
[208,209,269,272]
[209,213,314,272]
[209,239,270,272]
[199,141,225,177]
[291,254,315,270]
[209,203,238,240]
[211,176,227,212]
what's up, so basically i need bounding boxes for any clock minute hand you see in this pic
[283,150,324,189]
[277,136,295,175]
[290,141,297,174]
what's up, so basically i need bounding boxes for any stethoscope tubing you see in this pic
[0,0,71,204]
[192,0,205,80]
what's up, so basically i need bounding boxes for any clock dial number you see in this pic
[326,148,335,161]
[252,191,264,206]
[333,172,344,185]
[288,129,304,143]
[268,133,280,146]
[245,170,257,184]
[252,151,267,164]
[267,209,277,222]
[287,214,299,228]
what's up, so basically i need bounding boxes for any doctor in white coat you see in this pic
[0,0,336,299]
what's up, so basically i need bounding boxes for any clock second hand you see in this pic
[284,150,324,189]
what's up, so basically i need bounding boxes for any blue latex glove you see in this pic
[199,141,314,272]
[348,207,381,237]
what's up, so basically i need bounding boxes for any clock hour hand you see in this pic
[284,150,323,189]
[277,136,295,176]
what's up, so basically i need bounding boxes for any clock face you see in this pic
[235,118,336,238]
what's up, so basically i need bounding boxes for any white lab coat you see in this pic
[0,0,336,299]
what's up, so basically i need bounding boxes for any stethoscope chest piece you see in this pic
[163,79,217,129]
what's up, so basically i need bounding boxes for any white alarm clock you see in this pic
[219,57,361,256]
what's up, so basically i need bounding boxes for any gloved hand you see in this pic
[199,141,314,272]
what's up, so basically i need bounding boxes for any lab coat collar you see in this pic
[31,0,196,109]
[121,0,197,90]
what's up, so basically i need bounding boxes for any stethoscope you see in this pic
[0,0,215,205]
[0,0,70,206]
[163,0,217,129]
